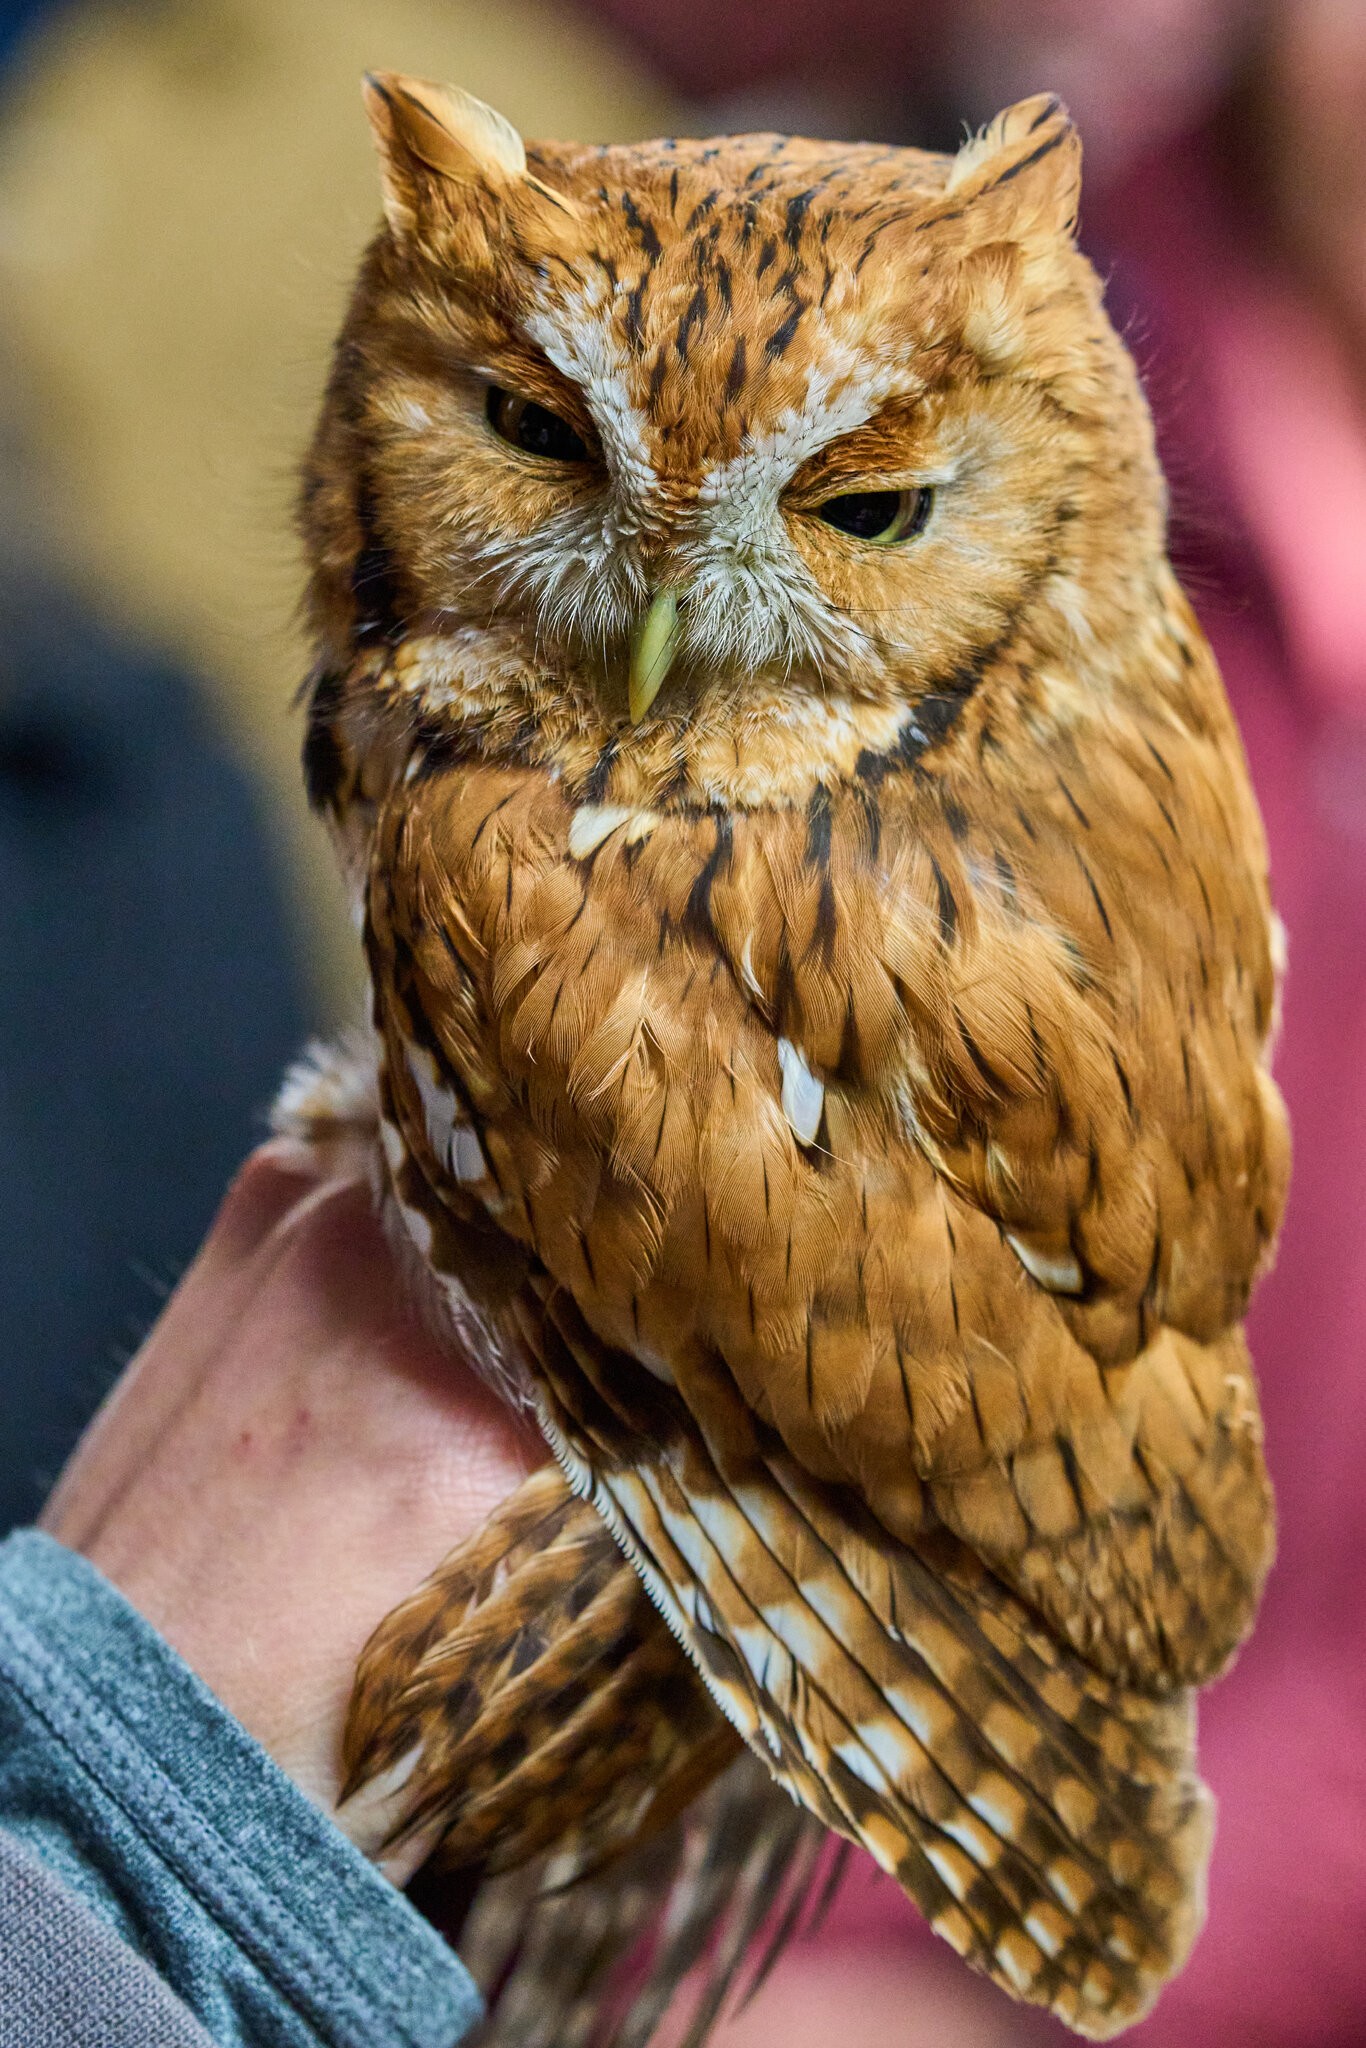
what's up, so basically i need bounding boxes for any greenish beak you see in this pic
[628,588,682,724]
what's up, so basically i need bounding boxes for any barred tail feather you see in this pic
[343,1464,738,1879]
[343,1462,833,2045]
[461,1753,830,2048]
[576,1381,1212,2039]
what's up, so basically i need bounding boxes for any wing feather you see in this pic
[360,679,1281,2036]
[583,1378,1209,2036]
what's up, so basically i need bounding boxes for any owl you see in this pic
[278,72,1288,2046]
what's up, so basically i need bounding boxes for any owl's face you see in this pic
[305,81,1167,799]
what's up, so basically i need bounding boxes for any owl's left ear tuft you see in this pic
[362,72,527,237]
[947,93,1081,243]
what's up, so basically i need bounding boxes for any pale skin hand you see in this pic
[40,1140,539,1882]
[37,1144,1054,2045]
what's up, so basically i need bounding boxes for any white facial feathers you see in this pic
[475,281,917,682]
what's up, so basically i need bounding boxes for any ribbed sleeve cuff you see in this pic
[0,1529,482,2048]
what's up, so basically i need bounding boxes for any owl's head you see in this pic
[303,76,1167,800]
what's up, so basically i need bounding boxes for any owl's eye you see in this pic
[816,487,934,544]
[486,385,591,463]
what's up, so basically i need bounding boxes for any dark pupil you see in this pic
[514,401,587,460]
[819,490,906,539]
[489,387,588,462]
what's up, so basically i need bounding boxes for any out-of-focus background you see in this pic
[1,1,1363,2042]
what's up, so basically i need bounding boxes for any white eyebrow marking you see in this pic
[523,283,657,507]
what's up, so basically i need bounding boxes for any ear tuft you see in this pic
[947,93,1081,242]
[362,72,526,236]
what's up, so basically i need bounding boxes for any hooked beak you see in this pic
[628,588,682,724]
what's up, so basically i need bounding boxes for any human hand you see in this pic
[39,1139,539,1881]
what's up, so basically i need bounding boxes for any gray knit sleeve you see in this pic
[0,1530,483,2048]
[0,1826,218,2047]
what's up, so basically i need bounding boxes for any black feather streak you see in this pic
[725,335,748,403]
[351,477,404,644]
[805,785,838,962]
[983,125,1067,193]
[583,736,619,804]
[621,191,662,260]
[928,853,958,946]
[684,807,734,938]
[766,306,803,360]
[677,283,709,358]
[301,667,347,812]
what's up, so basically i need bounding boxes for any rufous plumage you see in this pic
[276,72,1288,2044]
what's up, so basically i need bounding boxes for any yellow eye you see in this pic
[816,487,934,543]
[486,385,591,463]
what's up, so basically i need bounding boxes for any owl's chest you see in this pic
[365,752,1121,1527]
[371,755,852,1124]
[369,759,949,1407]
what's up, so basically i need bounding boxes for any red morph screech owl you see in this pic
[275,73,1289,2047]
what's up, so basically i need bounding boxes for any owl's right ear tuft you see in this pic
[362,72,527,238]
[947,93,1081,244]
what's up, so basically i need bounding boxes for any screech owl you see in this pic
[278,72,1289,2045]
